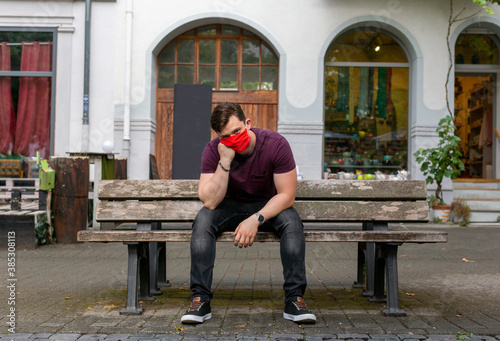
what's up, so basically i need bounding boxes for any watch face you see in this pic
[257,213,265,223]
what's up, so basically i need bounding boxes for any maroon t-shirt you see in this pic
[201,128,296,202]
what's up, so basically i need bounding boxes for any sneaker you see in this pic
[181,297,212,324]
[283,297,316,323]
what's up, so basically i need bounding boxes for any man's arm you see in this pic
[233,168,297,248]
[198,143,235,210]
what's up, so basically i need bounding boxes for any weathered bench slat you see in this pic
[98,180,428,201]
[296,180,427,200]
[96,200,429,222]
[78,230,447,243]
[99,180,200,200]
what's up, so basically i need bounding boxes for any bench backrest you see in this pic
[96,180,429,223]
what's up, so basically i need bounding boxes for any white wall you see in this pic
[3,0,500,181]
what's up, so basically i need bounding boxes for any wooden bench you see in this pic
[77,179,447,317]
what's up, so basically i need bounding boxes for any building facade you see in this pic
[2,0,500,208]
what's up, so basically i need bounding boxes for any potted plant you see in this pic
[414,115,465,222]
[451,199,471,226]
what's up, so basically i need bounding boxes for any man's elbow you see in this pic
[284,195,295,209]
[200,198,218,210]
[203,202,217,210]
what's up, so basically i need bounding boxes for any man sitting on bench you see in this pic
[181,102,316,324]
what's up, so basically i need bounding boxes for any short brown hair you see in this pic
[211,102,246,133]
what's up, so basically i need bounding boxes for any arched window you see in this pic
[324,29,409,179]
[455,33,499,65]
[157,24,278,91]
[155,24,280,179]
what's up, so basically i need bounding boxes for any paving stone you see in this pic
[4,333,34,339]
[181,336,204,341]
[49,335,82,341]
[49,334,81,341]
[270,334,304,341]
[236,335,270,340]
[76,335,108,341]
[426,336,457,340]
[102,335,132,341]
[154,335,182,341]
[30,334,54,339]
[305,335,337,341]
[125,333,158,341]
[338,335,369,340]
[397,335,426,340]
[370,334,399,339]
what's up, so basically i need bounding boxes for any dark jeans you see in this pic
[190,198,307,303]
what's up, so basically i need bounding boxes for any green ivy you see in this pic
[35,213,55,245]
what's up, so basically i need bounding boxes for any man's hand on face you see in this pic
[218,142,235,168]
[233,215,259,248]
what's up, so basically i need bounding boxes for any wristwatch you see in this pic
[255,212,265,225]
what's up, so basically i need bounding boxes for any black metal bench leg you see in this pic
[148,242,162,295]
[146,222,162,295]
[360,223,374,295]
[362,242,376,297]
[370,244,386,302]
[381,243,406,317]
[157,242,171,287]
[139,242,155,302]
[120,242,144,315]
[353,242,366,289]
[363,222,389,297]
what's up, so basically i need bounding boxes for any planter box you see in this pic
[0,210,46,250]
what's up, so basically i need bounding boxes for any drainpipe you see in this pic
[82,0,92,152]
[122,0,133,162]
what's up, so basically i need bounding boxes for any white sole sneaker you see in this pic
[283,312,316,323]
[181,312,212,324]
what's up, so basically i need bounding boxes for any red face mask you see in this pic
[220,129,251,153]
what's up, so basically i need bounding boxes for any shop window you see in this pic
[157,24,278,91]
[0,30,54,178]
[455,34,499,65]
[454,31,499,179]
[326,31,408,63]
[454,75,494,179]
[324,30,409,179]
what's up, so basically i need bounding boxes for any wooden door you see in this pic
[155,90,278,179]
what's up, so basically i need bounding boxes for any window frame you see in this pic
[156,24,279,92]
[324,29,411,176]
[0,27,58,157]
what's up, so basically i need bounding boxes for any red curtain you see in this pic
[0,42,15,155]
[13,42,52,159]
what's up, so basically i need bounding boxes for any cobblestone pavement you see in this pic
[1,224,499,340]
[1,334,500,340]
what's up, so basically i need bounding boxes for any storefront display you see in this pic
[324,30,409,179]
[454,75,494,179]
[324,66,408,178]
